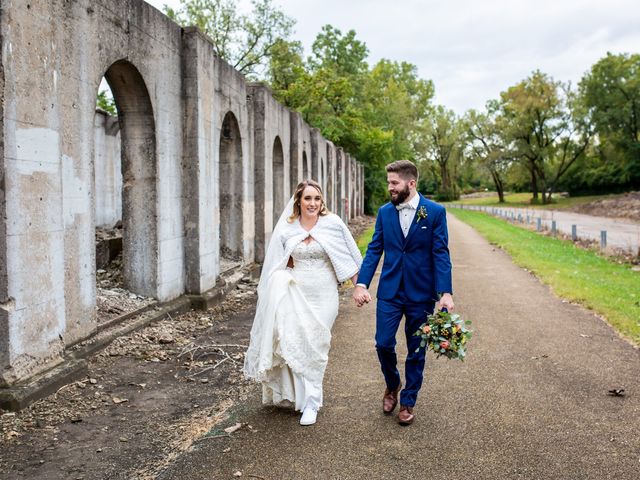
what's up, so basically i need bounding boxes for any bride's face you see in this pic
[300,186,323,220]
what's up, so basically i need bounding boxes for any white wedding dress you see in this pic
[243,198,362,413]
[261,238,339,411]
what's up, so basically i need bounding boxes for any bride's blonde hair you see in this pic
[288,180,329,222]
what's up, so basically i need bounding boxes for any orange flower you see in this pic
[422,325,431,334]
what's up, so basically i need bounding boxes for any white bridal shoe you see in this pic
[300,406,318,426]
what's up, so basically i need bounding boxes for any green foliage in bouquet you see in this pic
[414,311,472,360]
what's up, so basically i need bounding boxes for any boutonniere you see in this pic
[416,205,428,223]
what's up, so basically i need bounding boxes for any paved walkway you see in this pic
[160,214,640,480]
[456,205,640,253]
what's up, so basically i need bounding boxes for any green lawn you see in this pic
[449,192,619,210]
[356,225,375,256]
[450,208,640,345]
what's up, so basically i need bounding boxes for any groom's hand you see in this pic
[438,293,454,312]
[353,285,371,307]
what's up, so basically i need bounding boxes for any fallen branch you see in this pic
[196,433,231,441]
[186,356,230,377]
[178,344,247,359]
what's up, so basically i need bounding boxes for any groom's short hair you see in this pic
[386,160,418,181]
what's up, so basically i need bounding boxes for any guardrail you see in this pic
[450,204,640,255]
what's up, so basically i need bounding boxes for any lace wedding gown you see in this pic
[260,238,339,411]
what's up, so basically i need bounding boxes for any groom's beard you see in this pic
[389,184,410,205]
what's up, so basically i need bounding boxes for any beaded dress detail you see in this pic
[260,239,339,411]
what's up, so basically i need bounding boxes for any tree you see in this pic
[363,59,434,159]
[465,104,513,202]
[266,24,436,211]
[165,0,294,77]
[267,39,307,108]
[418,106,464,201]
[499,71,593,204]
[578,52,640,188]
[96,89,117,115]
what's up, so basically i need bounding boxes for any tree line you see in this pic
[164,0,639,209]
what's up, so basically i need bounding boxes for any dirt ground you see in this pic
[568,191,640,222]
[0,279,259,480]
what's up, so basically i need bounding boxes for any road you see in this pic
[457,205,640,253]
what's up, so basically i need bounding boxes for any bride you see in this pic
[244,180,365,426]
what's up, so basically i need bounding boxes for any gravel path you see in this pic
[159,213,640,480]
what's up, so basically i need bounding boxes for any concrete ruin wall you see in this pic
[248,84,291,263]
[289,111,314,194]
[0,0,366,388]
[93,111,122,228]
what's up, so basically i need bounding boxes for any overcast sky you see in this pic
[146,0,640,114]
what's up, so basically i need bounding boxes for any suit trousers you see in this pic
[375,290,435,407]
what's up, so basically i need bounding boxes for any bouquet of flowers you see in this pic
[414,310,472,360]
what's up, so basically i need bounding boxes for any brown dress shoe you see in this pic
[398,405,415,425]
[382,385,401,415]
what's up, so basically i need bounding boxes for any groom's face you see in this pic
[387,172,413,205]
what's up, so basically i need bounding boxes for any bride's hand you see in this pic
[352,285,370,307]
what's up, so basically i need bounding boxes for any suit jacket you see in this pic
[358,193,453,303]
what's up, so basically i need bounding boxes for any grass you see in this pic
[356,225,375,256]
[450,192,620,210]
[450,208,640,345]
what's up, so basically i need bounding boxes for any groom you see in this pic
[353,160,454,426]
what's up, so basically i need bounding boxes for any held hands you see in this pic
[438,293,454,312]
[352,285,372,307]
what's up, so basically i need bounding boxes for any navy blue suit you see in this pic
[358,194,453,407]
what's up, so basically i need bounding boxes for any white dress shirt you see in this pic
[396,192,420,238]
[355,192,419,289]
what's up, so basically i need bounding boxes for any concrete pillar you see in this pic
[182,27,218,293]
[360,163,365,215]
[289,112,303,192]
[325,142,336,212]
[310,128,320,183]
[336,148,347,222]
[349,155,356,220]
[214,56,253,267]
[345,153,352,222]
[93,111,122,227]
[248,83,291,262]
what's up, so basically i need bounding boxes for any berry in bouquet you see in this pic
[414,309,472,360]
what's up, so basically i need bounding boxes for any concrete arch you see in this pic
[219,111,244,265]
[102,60,158,298]
[272,136,285,227]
